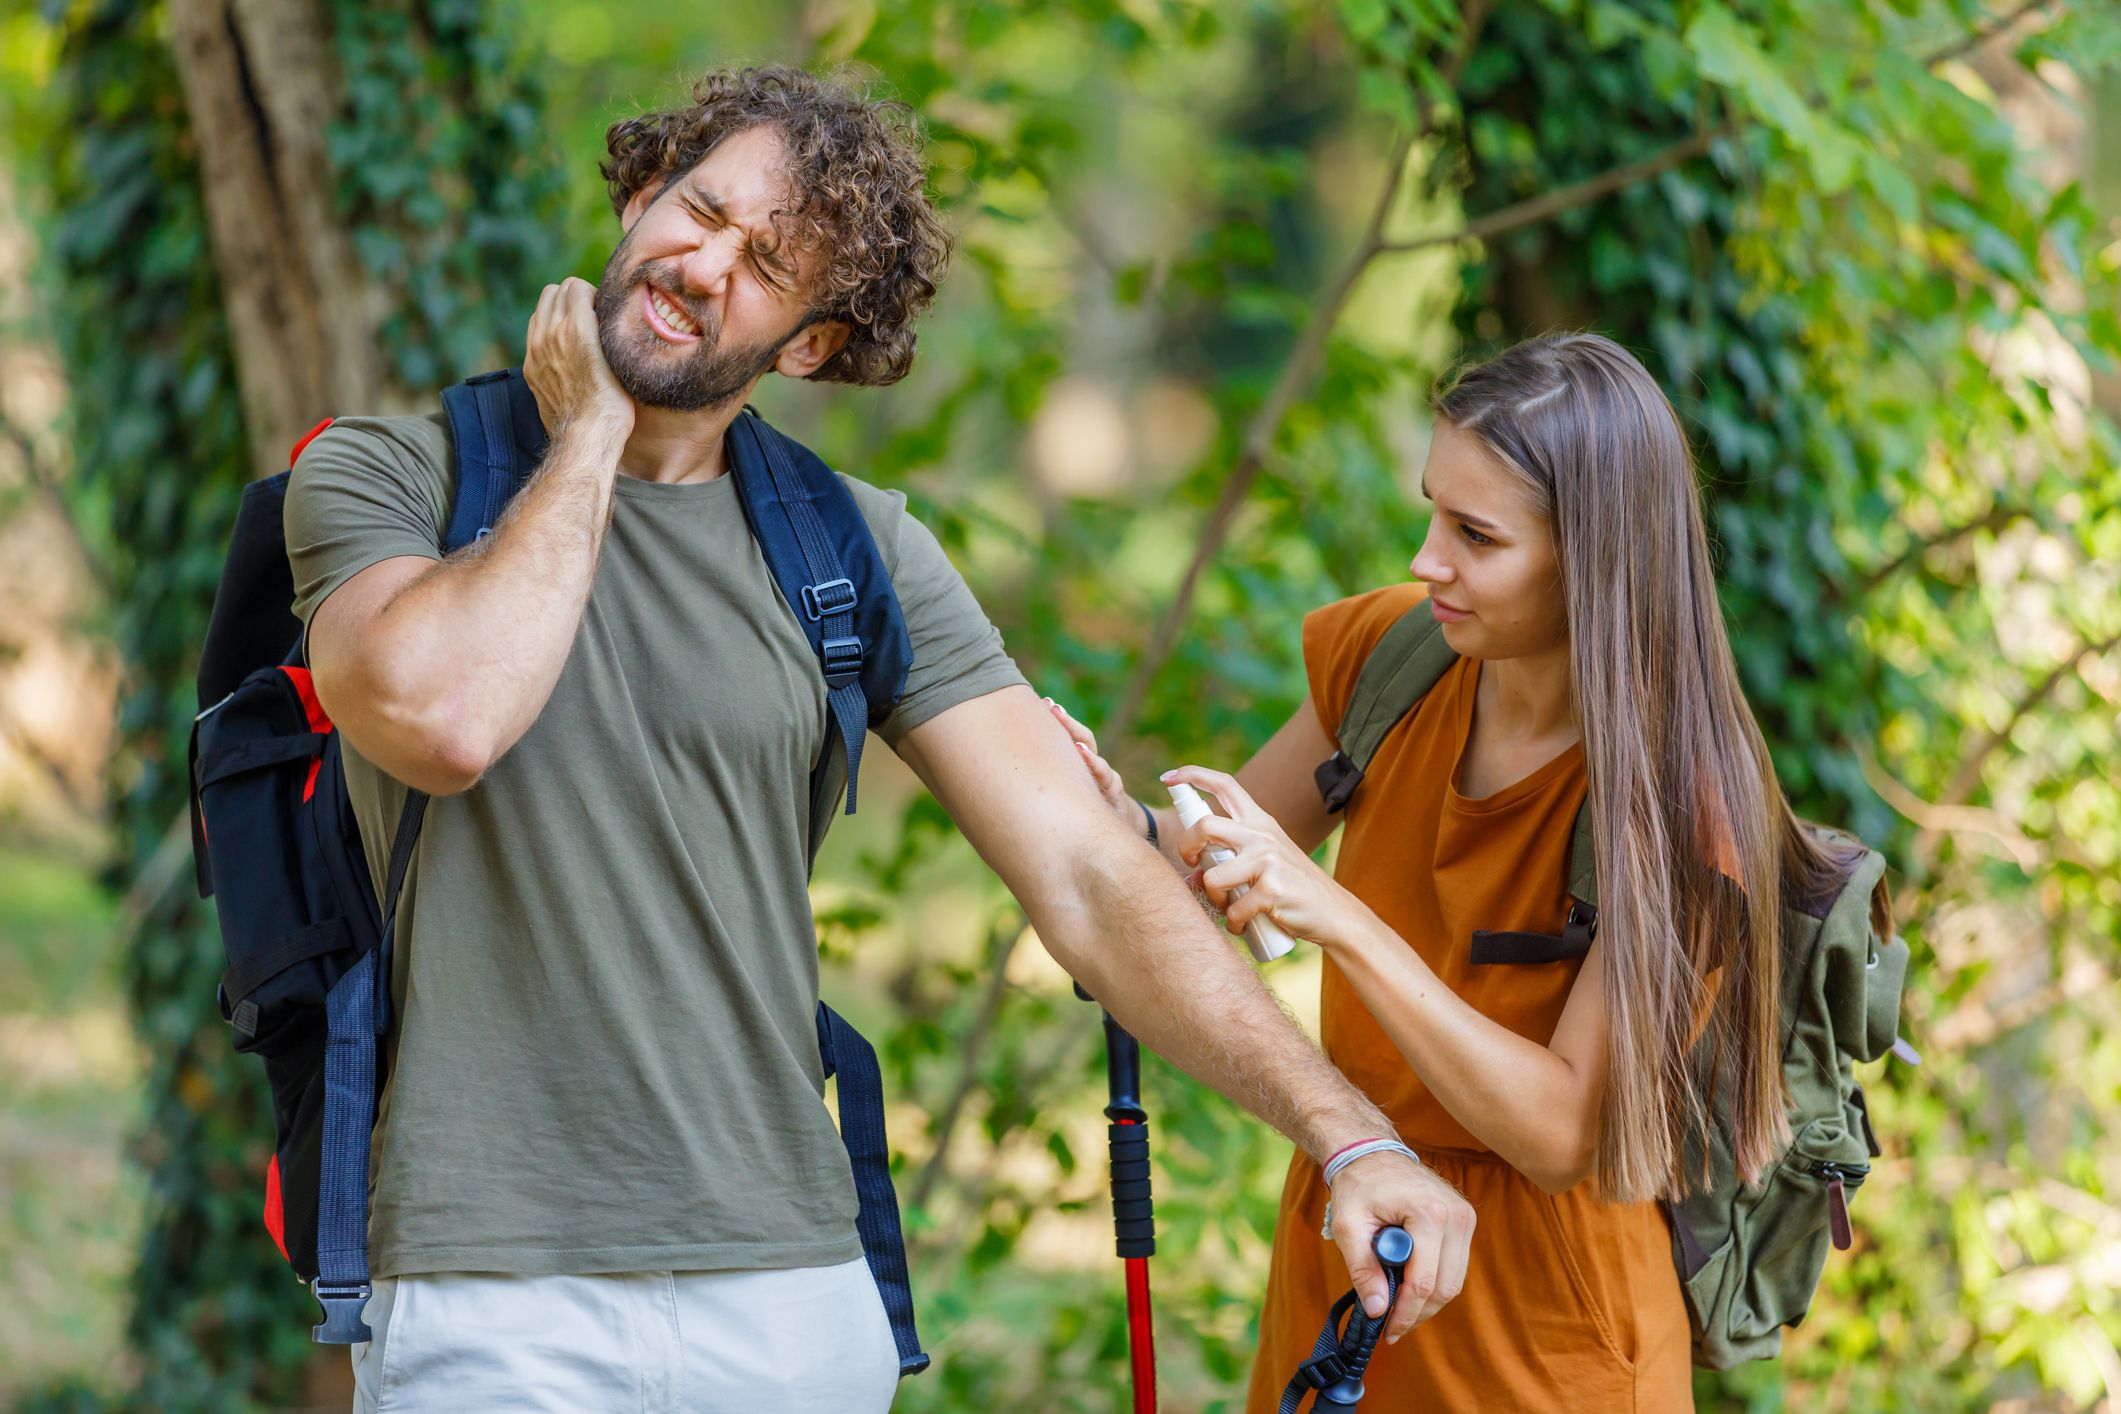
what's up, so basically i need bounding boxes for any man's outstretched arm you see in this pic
[893,683,1474,1336]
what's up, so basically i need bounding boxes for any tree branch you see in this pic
[1373,0,2053,260]
[115,807,198,944]
[0,413,113,596]
[1862,625,2121,879]
[1836,499,2036,602]
[1376,121,1737,257]
[1859,748,2049,875]
[1102,0,2053,741]
[1935,626,2121,814]
[1930,0,2055,67]
[1101,2,1490,741]
[909,906,1024,1213]
[1929,947,2113,1054]
[0,690,100,821]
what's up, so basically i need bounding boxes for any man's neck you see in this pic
[615,394,751,486]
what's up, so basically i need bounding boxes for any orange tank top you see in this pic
[1309,584,1591,1147]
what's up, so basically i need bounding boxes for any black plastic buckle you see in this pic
[803,577,858,621]
[1314,751,1363,814]
[1298,1351,1350,1390]
[310,1278,374,1344]
[1563,899,1599,952]
[821,635,864,689]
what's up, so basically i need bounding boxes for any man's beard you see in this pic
[593,242,798,412]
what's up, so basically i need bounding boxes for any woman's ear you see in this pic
[775,319,852,380]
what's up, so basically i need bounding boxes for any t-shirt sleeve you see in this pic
[283,414,454,628]
[1300,582,1432,748]
[865,491,1028,746]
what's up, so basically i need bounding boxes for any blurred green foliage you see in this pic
[6,0,2119,1409]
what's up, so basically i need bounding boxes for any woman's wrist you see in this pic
[1136,798,1159,849]
[1311,887,1382,961]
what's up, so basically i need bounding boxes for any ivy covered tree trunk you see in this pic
[38,2,564,1406]
[167,0,398,479]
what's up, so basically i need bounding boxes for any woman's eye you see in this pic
[1460,523,1493,546]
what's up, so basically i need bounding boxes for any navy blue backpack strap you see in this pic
[314,369,542,1344]
[727,410,910,818]
[440,369,549,552]
[311,790,425,1343]
[817,1002,930,1377]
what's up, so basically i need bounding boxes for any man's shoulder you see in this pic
[296,409,453,491]
[286,408,456,546]
[827,470,913,574]
[831,470,909,525]
[298,409,454,481]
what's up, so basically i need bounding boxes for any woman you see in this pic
[1053,333,1864,1410]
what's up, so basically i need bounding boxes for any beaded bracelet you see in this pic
[1319,1138,1422,1241]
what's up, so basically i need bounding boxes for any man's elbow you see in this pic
[320,661,493,797]
[388,731,490,797]
[1032,841,1162,981]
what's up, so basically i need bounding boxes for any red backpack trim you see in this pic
[263,1153,290,1262]
[278,666,332,802]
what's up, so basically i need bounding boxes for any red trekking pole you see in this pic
[1078,982,1157,1412]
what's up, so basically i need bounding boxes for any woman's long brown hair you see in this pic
[1434,332,1858,1200]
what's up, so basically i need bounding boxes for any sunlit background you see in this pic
[1,0,2117,1409]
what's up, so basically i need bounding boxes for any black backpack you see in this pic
[188,369,931,1376]
[1313,594,1910,1368]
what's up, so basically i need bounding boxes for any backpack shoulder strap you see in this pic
[1314,596,1461,813]
[1567,801,1596,907]
[727,409,911,844]
[440,369,548,552]
[817,1001,930,1377]
[1314,594,1602,949]
[433,378,915,851]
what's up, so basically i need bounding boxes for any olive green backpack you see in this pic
[1312,597,1915,1369]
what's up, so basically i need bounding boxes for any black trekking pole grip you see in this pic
[1280,1225,1414,1412]
[1101,1010,1155,1259]
[1076,982,1159,1410]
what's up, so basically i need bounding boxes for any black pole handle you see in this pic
[1283,1225,1414,1411]
[1077,982,1155,1259]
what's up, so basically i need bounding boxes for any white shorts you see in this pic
[349,1258,900,1412]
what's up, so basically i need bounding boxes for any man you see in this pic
[290,64,1472,1410]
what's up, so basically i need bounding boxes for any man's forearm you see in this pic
[365,413,625,773]
[1050,841,1395,1163]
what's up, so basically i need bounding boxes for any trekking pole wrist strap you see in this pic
[1322,1138,1421,1187]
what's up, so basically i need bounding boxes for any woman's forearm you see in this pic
[1329,915,1603,1193]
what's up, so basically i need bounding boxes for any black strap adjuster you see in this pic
[1563,899,1599,953]
[1298,1351,1351,1390]
[310,1278,374,1344]
[821,635,864,688]
[1315,751,1363,813]
[803,577,858,621]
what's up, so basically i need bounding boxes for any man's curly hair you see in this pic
[601,65,950,388]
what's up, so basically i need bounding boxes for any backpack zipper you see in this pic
[1809,1160,1869,1251]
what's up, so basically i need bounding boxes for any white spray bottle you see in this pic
[1166,782,1299,963]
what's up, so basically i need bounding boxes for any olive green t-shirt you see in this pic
[284,411,1025,1277]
